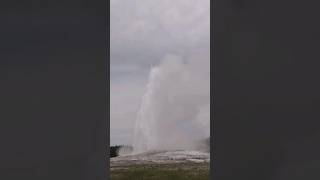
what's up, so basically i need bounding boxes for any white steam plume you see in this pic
[132,51,210,154]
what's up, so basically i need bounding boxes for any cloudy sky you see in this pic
[111,0,210,146]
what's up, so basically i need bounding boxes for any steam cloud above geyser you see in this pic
[111,0,209,149]
[132,51,210,154]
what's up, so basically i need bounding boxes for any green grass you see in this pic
[111,165,209,180]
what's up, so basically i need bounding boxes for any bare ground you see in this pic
[110,150,210,180]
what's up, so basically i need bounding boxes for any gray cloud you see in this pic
[111,0,210,146]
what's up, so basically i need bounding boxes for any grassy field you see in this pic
[111,163,209,180]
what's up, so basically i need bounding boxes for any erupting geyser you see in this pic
[132,53,210,154]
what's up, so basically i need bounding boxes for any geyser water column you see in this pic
[132,54,210,154]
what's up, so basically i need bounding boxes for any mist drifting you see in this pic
[111,0,210,149]
[132,51,210,153]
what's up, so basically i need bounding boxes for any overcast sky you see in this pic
[110,0,210,146]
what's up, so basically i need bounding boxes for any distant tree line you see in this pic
[110,145,121,158]
[110,145,134,158]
